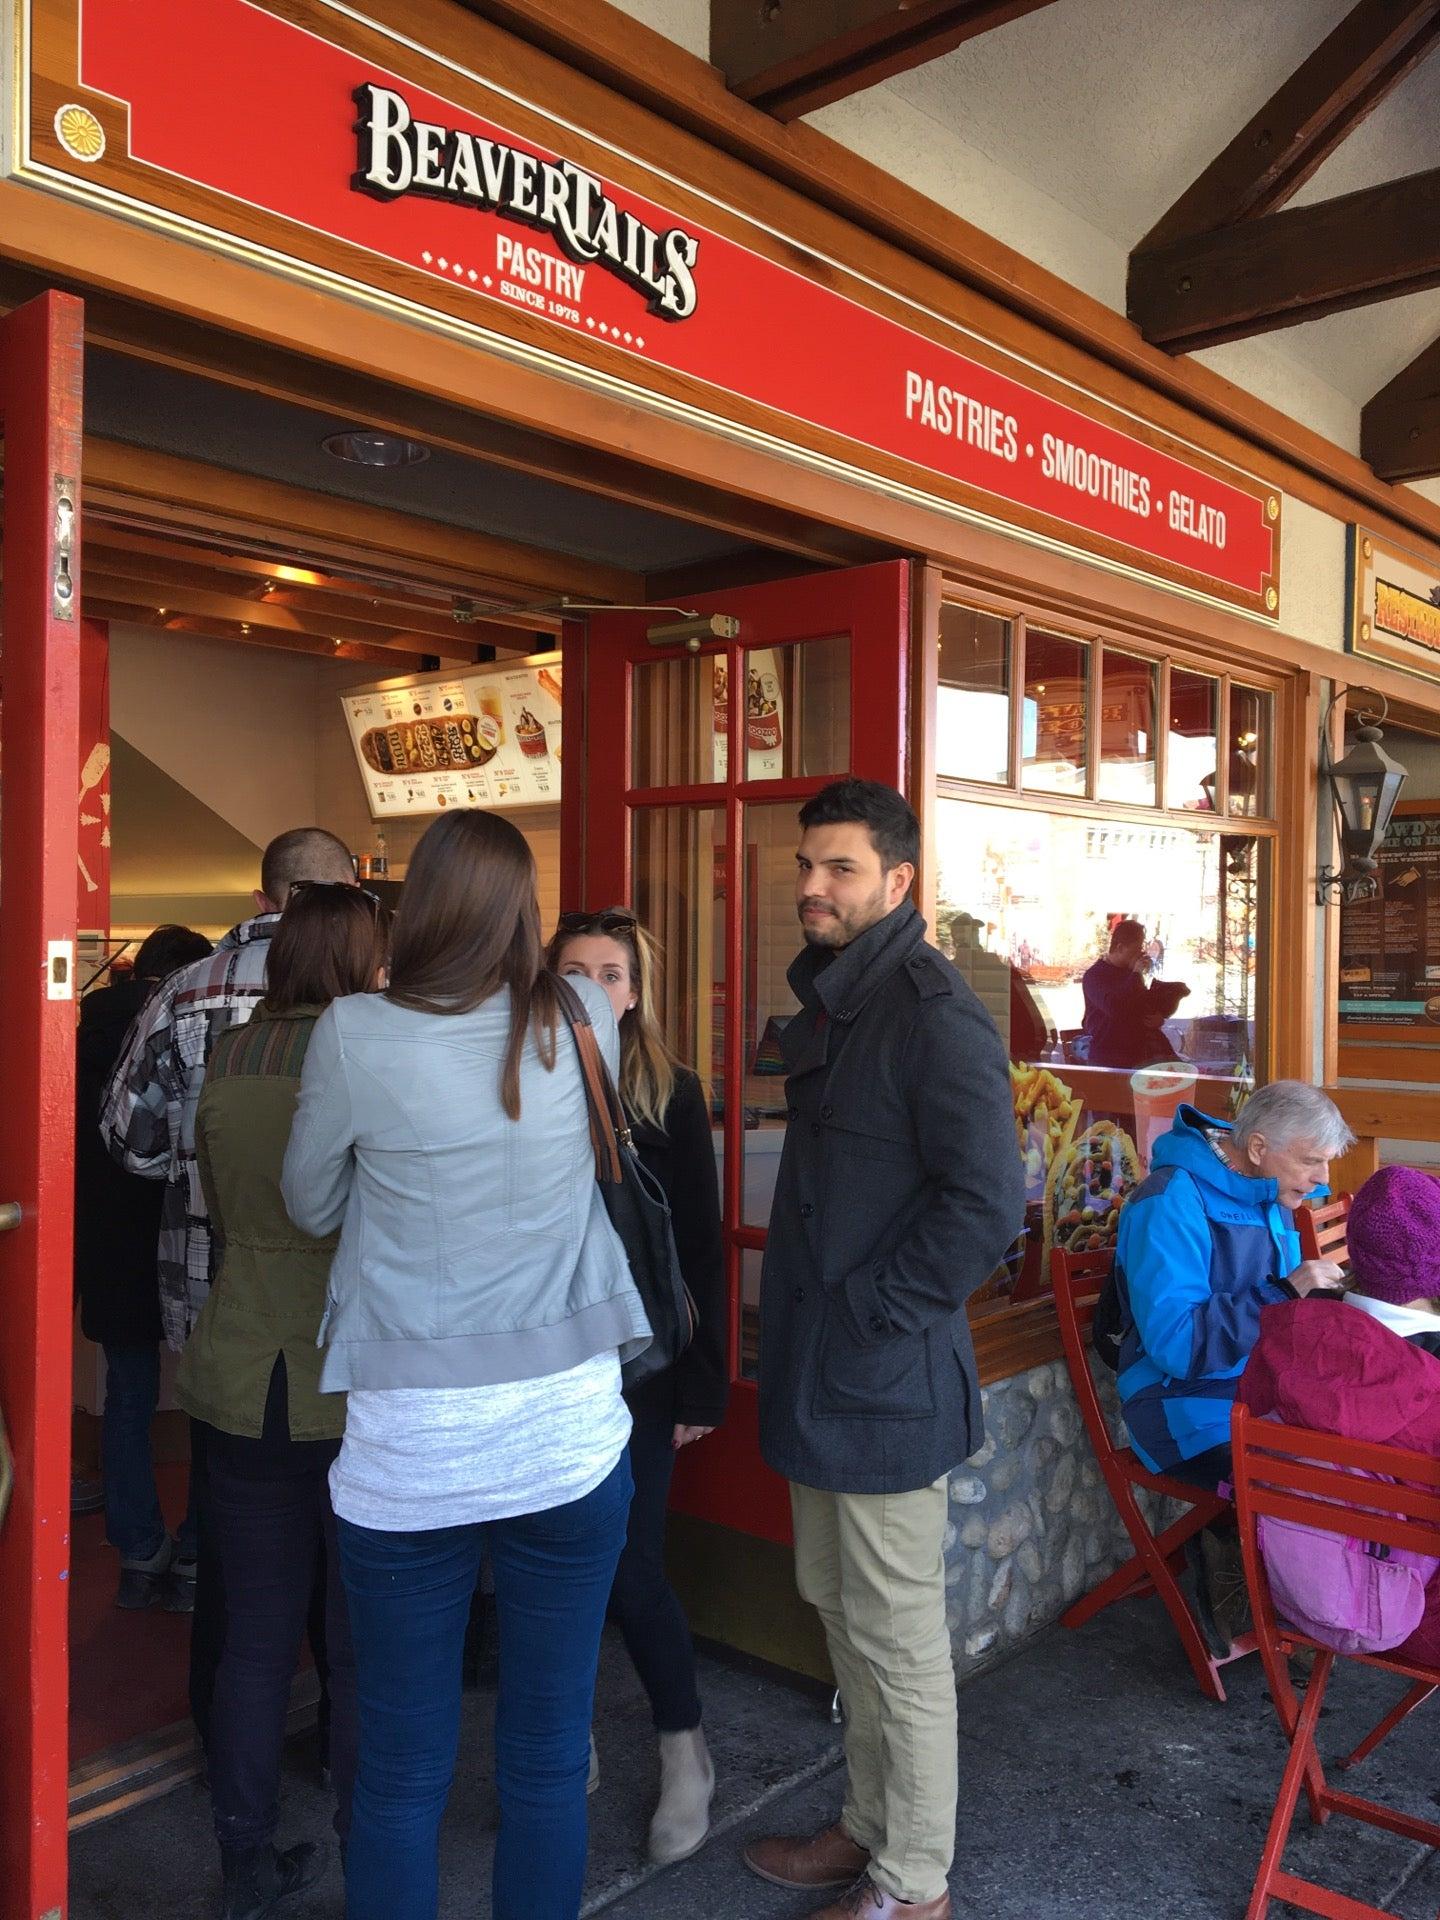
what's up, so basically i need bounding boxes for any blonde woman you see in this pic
[547,908,727,1867]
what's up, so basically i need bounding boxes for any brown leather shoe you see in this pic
[742,1821,871,1889]
[806,1877,952,1920]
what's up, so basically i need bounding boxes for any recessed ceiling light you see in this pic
[322,430,430,469]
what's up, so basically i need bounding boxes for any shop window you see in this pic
[938,603,1011,785]
[1166,668,1220,812]
[1022,630,1089,796]
[935,797,1268,1308]
[1098,649,1158,806]
[1228,685,1273,819]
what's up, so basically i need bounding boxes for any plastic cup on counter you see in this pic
[1129,1065,1197,1173]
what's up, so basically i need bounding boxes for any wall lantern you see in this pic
[1315,698,1408,904]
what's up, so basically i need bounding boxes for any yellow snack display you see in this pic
[1010,1061,1083,1198]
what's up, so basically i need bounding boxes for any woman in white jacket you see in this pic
[282,810,649,1920]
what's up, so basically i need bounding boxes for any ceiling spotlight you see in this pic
[322,430,431,469]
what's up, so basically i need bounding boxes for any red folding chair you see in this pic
[1052,1247,1254,1703]
[1232,1403,1440,1919]
[1297,1193,1351,1267]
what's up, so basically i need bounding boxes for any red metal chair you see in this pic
[1231,1403,1440,1919]
[1051,1247,1254,1703]
[1297,1193,1351,1268]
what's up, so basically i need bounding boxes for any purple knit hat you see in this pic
[1346,1166,1440,1305]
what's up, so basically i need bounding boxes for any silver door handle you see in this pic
[0,1204,21,1233]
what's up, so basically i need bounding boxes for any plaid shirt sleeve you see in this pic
[98,977,180,1180]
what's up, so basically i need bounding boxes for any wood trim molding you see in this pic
[463,0,1440,557]
[1327,1083,1440,1139]
[1270,671,1322,1083]
[971,1298,1063,1385]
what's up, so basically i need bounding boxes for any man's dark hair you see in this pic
[797,779,919,872]
[260,827,355,907]
[133,924,212,986]
[1109,918,1146,948]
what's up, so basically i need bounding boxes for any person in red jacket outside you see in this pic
[1239,1164,1440,1666]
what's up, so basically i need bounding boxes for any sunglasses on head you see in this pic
[287,880,383,911]
[555,906,638,936]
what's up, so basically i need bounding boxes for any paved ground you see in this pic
[70,1601,1440,1918]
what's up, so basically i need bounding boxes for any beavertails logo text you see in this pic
[1376,579,1440,656]
[351,84,701,321]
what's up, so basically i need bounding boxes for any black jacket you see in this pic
[628,1068,729,1429]
[75,979,164,1348]
[758,903,1025,1494]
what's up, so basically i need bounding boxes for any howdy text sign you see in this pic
[22,0,1280,613]
[1349,527,1440,684]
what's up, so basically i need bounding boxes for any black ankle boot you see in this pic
[219,1842,325,1920]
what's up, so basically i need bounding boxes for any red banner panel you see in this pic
[26,0,1280,613]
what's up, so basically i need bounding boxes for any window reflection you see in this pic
[1023,631,1089,795]
[1228,686,1273,818]
[1167,669,1219,812]
[938,604,1010,785]
[1098,649,1157,805]
[936,798,1265,1304]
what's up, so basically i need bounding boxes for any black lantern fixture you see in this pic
[1316,699,1408,904]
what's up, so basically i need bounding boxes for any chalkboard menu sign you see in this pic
[342,655,562,818]
[1339,808,1440,1027]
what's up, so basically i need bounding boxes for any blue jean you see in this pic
[338,1453,633,1920]
[102,1343,197,1565]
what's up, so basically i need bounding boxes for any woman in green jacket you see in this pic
[179,882,390,1920]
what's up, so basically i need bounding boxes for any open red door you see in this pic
[568,561,911,1544]
[0,291,84,1916]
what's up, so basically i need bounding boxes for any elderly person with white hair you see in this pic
[1113,1081,1354,1495]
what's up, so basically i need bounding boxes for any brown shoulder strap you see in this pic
[554,976,624,1184]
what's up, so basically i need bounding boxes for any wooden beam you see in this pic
[80,438,643,606]
[710,0,1059,122]
[82,599,432,672]
[1142,0,1440,249]
[1362,332,1440,481]
[1129,167,1440,352]
[83,570,483,662]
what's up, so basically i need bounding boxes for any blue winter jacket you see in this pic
[1115,1105,1301,1474]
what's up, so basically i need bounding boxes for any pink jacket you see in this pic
[1239,1297,1440,1665]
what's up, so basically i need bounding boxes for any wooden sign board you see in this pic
[14,0,1282,619]
[1349,527,1440,686]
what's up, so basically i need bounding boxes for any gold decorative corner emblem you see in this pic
[54,105,106,162]
[1361,619,1372,642]
[1265,586,1278,612]
[1266,496,1279,522]
[1362,537,1374,561]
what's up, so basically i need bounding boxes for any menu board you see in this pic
[342,656,562,818]
[1339,809,1440,1027]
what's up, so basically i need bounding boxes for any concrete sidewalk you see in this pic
[70,1601,1440,1919]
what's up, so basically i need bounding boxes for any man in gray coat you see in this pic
[743,780,1023,1920]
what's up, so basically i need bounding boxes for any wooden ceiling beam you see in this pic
[710,0,1060,122]
[80,438,643,605]
[83,599,433,672]
[83,571,482,663]
[1141,0,1440,250]
[1362,332,1440,481]
[1128,166,1440,353]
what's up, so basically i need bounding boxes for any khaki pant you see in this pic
[791,1477,956,1906]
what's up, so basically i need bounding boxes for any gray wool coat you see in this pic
[757,902,1025,1496]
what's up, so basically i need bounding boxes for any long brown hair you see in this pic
[546,908,679,1132]
[387,811,560,1120]
[265,884,391,1014]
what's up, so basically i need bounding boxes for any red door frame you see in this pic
[565,561,911,1545]
[0,290,84,1917]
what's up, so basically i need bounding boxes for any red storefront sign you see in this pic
[25,0,1280,613]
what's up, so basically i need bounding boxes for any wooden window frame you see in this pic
[928,580,1292,1386]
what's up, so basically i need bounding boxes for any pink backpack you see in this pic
[1252,1446,1440,1655]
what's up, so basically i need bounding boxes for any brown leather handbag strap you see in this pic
[555,976,624,1184]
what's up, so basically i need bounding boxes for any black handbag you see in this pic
[556,979,696,1389]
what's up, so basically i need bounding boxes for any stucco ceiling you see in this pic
[817,0,1440,422]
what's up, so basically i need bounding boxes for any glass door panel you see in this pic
[740,803,805,1231]
[631,806,726,1192]
[742,634,850,780]
[631,653,726,788]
